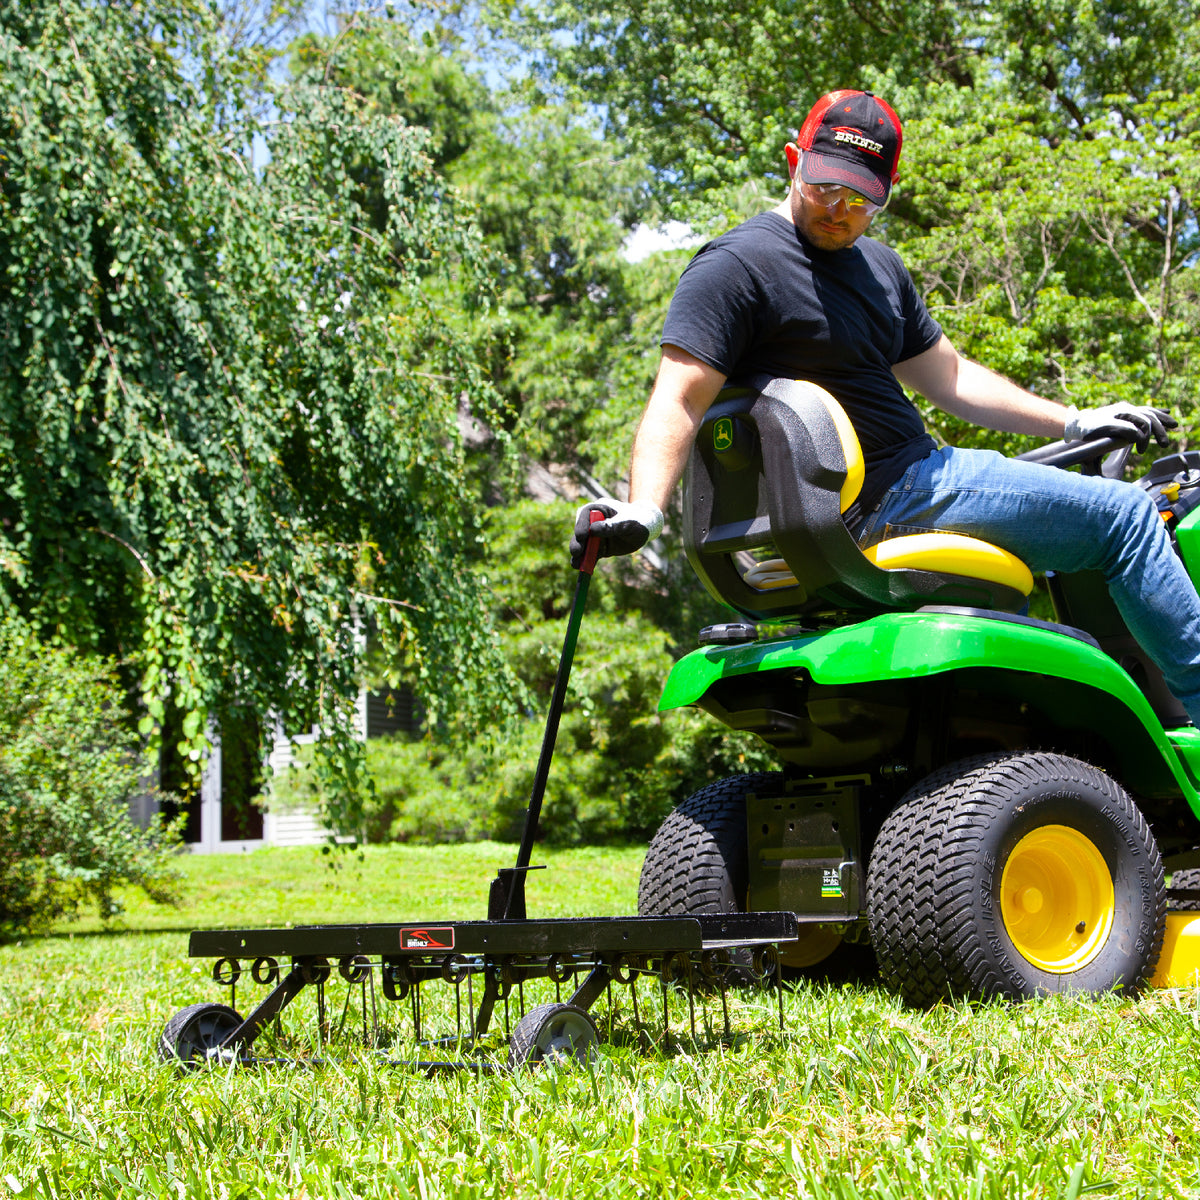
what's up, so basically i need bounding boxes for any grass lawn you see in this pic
[1,842,1199,1197]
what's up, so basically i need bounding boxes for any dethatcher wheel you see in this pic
[507,1003,599,1070]
[159,1002,243,1068]
[866,752,1165,1004]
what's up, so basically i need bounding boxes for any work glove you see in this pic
[569,498,664,568]
[1063,403,1176,452]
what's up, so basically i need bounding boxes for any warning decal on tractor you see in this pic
[399,926,455,951]
[820,868,844,899]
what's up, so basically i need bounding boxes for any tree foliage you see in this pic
[489,0,1200,433]
[291,15,661,489]
[889,85,1200,445]
[11,0,1200,852]
[1,0,515,828]
[496,0,1200,210]
[294,14,744,672]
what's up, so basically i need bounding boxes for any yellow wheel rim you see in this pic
[999,825,1115,973]
[779,925,843,970]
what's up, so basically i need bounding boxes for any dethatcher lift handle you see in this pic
[489,511,604,921]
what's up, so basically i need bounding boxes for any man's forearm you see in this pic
[938,358,1069,437]
[628,398,704,511]
[894,335,1070,438]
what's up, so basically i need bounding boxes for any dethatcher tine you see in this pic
[160,516,798,1072]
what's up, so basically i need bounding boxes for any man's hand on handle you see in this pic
[570,499,664,569]
[1064,404,1176,452]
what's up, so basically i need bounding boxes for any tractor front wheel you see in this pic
[867,752,1165,1004]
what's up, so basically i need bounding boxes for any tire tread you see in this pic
[867,752,1165,1005]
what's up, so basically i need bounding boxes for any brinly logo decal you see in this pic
[399,927,455,950]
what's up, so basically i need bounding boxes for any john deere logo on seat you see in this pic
[713,417,734,452]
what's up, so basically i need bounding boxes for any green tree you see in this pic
[291,15,738,647]
[291,16,660,488]
[1,0,515,829]
[497,0,1200,215]
[492,0,974,216]
[492,0,1200,436]
[888,85,1200,443]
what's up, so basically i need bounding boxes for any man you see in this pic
[573,89,1200,724]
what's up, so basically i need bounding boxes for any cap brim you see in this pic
[800,152,890,204]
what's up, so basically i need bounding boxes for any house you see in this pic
[137,685,419,853]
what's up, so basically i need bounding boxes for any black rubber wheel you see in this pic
[867,752,1165,1005]
[1169,867,1200,910]
[158,1002,243,1067]
[507,1003,599,1069]
[638,773,873,981]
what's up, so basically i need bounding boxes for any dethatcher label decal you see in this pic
[399,926,455,951]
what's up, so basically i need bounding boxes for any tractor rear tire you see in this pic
[867,752,1165,1005]
[638,773,777,918]
[639,773,874,981]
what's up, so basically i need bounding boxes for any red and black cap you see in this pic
[796,90,903,205]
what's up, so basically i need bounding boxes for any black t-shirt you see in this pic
[661,211,942,513]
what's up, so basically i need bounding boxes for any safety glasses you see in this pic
[800,178,886,216]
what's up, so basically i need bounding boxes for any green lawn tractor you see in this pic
[637,377,1200,1004]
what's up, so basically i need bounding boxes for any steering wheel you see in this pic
[1100,442,1133,479]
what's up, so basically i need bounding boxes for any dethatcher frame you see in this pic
[162,518,798,1071]
[172,911,795,1071]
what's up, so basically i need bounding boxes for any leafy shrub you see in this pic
[365,705,774,846]
[0,621,182,933]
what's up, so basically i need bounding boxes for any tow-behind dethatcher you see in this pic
[161,516,797,1072]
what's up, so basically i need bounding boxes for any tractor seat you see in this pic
[682,378,1034,621]
[747,534,1033,596]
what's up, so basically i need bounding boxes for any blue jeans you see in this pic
[852,446,1200,725]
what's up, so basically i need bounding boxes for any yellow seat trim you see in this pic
[821,392,866,512]
[862,533,1034,596]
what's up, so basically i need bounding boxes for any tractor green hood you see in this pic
[661,611,1143,709]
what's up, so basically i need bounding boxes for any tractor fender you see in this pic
[661,609,1200,815]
